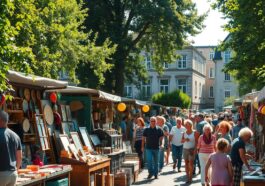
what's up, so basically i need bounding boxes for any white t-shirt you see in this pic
[170,126,186,146]
[183,131,195,149]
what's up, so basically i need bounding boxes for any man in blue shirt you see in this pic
[142,117,164,179]
[0,110,22,186]
[232,118,244,140]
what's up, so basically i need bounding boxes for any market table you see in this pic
[241,163,265,186]
[16,167,72,186]
[61,157,111,186]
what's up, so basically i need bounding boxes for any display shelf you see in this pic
[7,109,23,114]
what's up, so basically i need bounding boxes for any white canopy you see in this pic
[257,86,265,102]
[7,70,68,89]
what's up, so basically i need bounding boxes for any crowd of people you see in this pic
[124,111,255,186]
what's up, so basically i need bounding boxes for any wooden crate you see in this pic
[114,172,127,186]
[96,173,114,186]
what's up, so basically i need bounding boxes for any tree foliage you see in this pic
[152,89,191,108]
[213,0,265,94]
[0,0,115,92]
[80,0,205,94]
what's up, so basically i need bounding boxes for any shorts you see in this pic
[183,148,195,161]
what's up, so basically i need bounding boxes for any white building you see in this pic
[124,46,207,110]
[196,46,216,109]
[213,36,239,112]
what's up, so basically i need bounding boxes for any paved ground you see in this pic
[133,161,201,186]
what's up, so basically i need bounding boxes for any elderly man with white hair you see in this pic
[0,110,22,186]
[230,127,254,186]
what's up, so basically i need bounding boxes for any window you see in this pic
[177,79,187,93]
[209,86,214,98]
[195,81,197,97]
[164,62,169,69]
[141,79,151,98]
[209,51,214,60]
[224,72,231,81]
[209,68,215,78]
[124,85,133,98]
[177,55,187,69]
[224,90,231,98]
[160,79,169,93]
[144,54,152,69]
[224,51,231,63]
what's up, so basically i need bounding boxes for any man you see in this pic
[232,118,244,139]
[194,113,207,174]
[156,116,169,172]
[0,110,22,186]
[169,117,186,172]
[142,117,164,179]
[231,127,254,186]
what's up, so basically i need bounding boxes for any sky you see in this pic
[189,0,228,46]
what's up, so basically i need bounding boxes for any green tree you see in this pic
[213,0,265,95]
[152,89,191,108]
[0,0,115,92]
[80,0,205,94]
[224,96,236,106]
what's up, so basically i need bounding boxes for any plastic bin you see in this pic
[46,178,69,186]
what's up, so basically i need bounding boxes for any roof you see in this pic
[46,86,121,102]
[7,70,68,89]
[121,97,150,106]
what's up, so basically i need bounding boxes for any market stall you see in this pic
[0,70,74,185]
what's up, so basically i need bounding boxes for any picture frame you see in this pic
[89,134,101,146]
[62,122,70,136]
[60,105,67,122]
[66,105,72,121]
[79,127,94,151]
[68,144,79,160]
[70,132,86,157]
[59,134,70,152]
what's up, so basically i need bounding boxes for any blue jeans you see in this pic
[159,148,165,170]
[146,148,159,176]
[171,144,183,170]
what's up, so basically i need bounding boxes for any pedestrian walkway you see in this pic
[133,162,201,186]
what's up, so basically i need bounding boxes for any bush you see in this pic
[151,89,191,108]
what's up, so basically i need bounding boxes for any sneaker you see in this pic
[155,175,158,179]
[178,169,181,172]
[147,174,153,179]
[173,163,176,170]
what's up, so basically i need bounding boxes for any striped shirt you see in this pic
[135,127,144,141]
[197,135,216,154]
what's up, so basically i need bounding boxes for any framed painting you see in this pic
[79,127,94,151]
[59,134,70,152]
[89,134,101,146]
[62,122,70,136]
[68,144,79,160]
[70,132,86,157]
[60,105,67,122]
[65,105,72,121]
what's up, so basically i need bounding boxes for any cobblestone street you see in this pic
[134,160,201,186]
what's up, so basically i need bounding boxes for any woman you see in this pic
[197,124,216,186]
[134,117,145,169]
[181,119,198,183]
[215,121,232,152]
[205,138,233,186]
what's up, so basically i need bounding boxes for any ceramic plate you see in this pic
[44,104,54,125]
[22,99,29,113]
[24,88,30,101]
[22,118,30,132]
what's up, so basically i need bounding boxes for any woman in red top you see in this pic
[197,124,216,186]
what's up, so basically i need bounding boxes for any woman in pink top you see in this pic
[205,138,233,186]
[197,124,216,186]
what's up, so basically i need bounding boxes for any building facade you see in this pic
[124,46,207,110]
[195,46,216,109]
[213,36,239,112]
